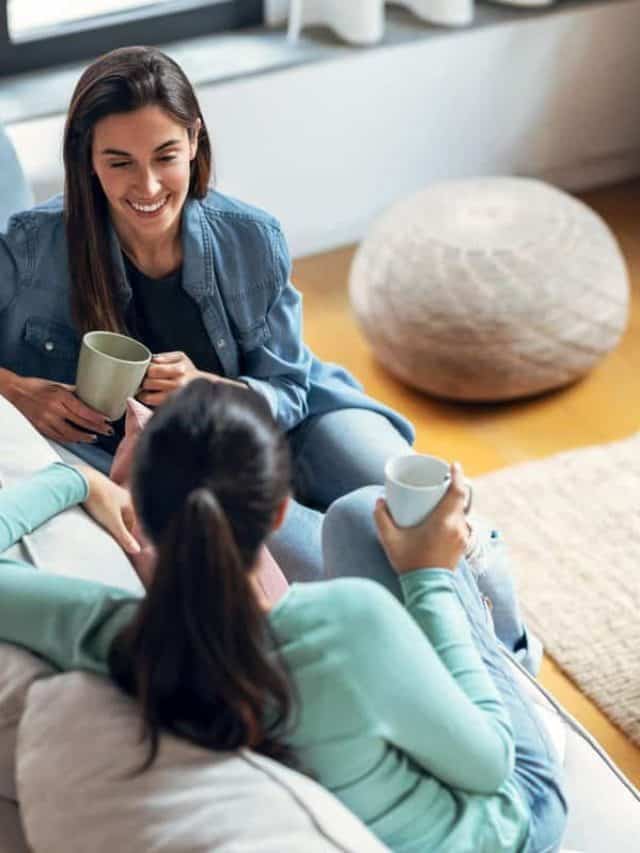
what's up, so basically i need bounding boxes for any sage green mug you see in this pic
[75,331,151,421]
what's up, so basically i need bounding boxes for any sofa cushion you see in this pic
[0,646,53,803]
[507,651,640,853]
[0,799,29,853]
[17,670,388,853]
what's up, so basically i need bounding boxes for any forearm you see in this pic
[0,463,88,552]
[0,558,137,674]
[339,579,514,792]
[400,570,512,721]
[239,375,308,429]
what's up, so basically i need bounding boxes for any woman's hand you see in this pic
[75,465,141,555]
[137,351,246,407]
[374,462,470,575]
[5,375,112,443]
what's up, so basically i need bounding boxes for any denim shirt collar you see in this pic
[107,197,210,301]
[107,197,239,376]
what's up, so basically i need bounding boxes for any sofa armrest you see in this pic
[505,650,640,853]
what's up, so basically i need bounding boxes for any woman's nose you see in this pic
[135,166,162,197]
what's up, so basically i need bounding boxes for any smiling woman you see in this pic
[0,45,415,585]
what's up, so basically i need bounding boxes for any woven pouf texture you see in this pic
[349,178,630,401]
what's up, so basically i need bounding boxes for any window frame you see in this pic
[0,0,263,77]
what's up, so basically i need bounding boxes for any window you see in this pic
[0,1,263,77]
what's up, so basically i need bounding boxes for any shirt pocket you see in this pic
[235,319,270,351]
[225,285,272,351]
[23,317,80,364]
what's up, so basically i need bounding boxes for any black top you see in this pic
[123,252,224,376]
[88,254,227,458]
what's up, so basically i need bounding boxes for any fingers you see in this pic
[151,351,185,364]
[117,521,142,555]
[60,389,111,434]
[439,462,468,512]
[137,390,167,407]
[45,418,98,444]
[140,375,179,392]
[145,362,186,382]
[374,497,397,542]
[119,501,142,554]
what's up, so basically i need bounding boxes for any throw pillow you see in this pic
[0,645,53,802]
[17,671,388,853]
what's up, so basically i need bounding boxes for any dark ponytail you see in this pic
[108,379,295,769]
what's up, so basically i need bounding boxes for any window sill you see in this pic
[0,0,605,127]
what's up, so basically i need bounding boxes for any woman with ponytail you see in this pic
[0,379,566,853]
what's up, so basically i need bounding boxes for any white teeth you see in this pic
[130,196,168,213]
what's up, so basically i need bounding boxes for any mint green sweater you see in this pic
[0,464,530,853]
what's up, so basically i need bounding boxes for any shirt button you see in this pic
[217,338,226,349]
[44,341,55,352]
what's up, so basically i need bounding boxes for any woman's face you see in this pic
[91,105,200,247]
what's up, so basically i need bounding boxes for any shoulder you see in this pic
[280,578,403,642]
[1,195,66,284]
[4,194,65,243]
[192,190,290,287]
[198,190,288,256]
[199,189,281,231]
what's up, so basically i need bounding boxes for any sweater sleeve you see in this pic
[0,462,88,552]
[0,462,138,674]
[0,560,137,675]
[336,577,515,794]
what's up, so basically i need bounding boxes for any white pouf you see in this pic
[349,178,630,401]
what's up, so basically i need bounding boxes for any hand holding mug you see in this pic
[137,351,201,407]
[138,351,248,407]
[375,462,470,574]
[7,376,112,443]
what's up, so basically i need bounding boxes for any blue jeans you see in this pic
[322,484,543,676]
[322,487,568,853]
[268,409,411,582]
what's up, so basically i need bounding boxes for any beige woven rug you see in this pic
[474,433,640,746]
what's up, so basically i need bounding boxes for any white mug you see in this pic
[384,453,471,528]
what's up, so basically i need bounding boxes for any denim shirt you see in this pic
[0,191,413,442]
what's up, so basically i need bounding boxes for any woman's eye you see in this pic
[110,162,130,169]
[159,155,177,163]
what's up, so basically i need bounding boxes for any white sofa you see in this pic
[0,394,638,852]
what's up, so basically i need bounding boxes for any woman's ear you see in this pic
[271,496,290,533]
[189,118,202,160]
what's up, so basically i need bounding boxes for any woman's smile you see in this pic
[126,194,171,217]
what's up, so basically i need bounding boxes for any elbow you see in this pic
[277,382,309,431]
[474,741,515,794]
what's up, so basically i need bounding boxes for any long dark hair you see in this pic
[108,379,296,769]
[63,46,212,334]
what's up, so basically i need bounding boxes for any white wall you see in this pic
[7,0,640,258]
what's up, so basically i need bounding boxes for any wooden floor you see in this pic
[291,179,640,787]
